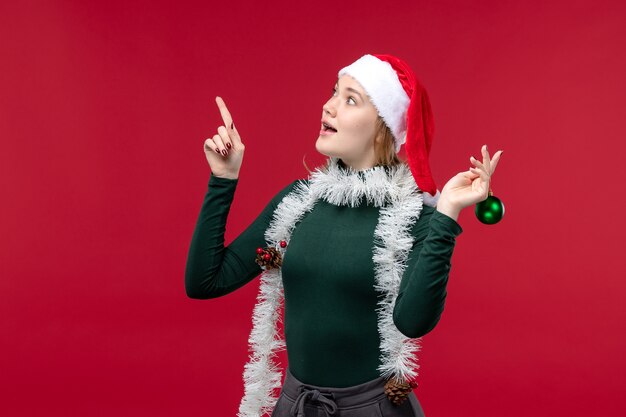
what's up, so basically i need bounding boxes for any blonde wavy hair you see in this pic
[303,115,404,174]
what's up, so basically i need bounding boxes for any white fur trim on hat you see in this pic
[338,54,410,153]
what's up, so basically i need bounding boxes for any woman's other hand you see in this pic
[437,144,504,218]
[203,96,245,179]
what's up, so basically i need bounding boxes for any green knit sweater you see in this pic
[185,171,463,387]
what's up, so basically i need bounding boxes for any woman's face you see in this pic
[316,74,379,169]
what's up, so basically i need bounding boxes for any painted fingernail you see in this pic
[227,142,232,149]
[231,122,234,129]
[215,148,220,154]
[222,149,227,156]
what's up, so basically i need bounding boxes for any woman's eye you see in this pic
[331,88,355,105]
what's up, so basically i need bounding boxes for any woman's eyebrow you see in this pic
[335,83,364,100]
[346,88,363,100]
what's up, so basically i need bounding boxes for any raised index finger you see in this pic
[490,150,503,175]
[215,96,233,128]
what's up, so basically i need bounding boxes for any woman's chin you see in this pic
[315,138,333,156]
[315,149,340,160]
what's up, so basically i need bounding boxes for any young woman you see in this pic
[186,54,503,417]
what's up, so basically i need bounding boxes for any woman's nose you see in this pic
[323,100,335,116]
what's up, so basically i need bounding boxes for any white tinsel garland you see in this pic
[237,157,439,417]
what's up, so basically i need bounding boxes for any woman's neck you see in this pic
[337,158,380,172]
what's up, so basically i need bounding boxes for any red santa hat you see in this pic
[338,53,438,197]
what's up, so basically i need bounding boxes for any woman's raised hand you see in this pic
[439,144,504,212]
[203,96,245,179]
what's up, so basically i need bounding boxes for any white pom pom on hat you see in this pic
[338,53,438,198]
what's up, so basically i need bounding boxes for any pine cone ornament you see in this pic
[384,377,418,405]
[255,241,287,270]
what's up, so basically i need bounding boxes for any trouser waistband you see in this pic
[280,367,388,409]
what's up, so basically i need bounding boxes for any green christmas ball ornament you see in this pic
[475,189,505,224]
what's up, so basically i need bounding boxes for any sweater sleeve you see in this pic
[184,173,299,299]
[392,206,463,338]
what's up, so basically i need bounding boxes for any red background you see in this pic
[1,1,625,416]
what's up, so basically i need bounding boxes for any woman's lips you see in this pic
[319,129,336,136]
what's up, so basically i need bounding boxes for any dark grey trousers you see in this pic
[270,367,426,417]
